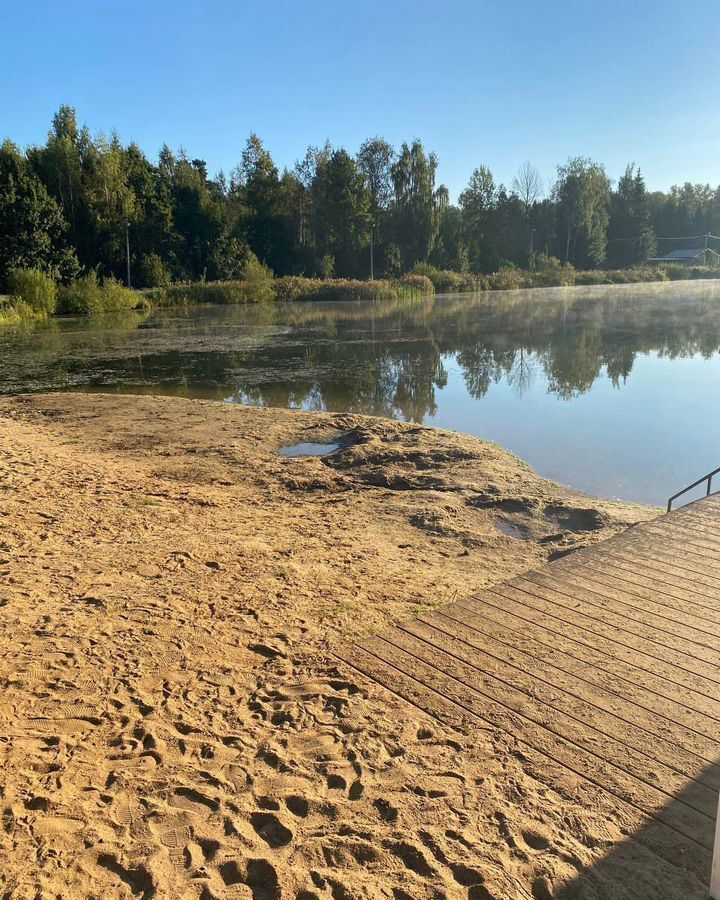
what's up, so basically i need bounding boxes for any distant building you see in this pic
[647,247,720,268]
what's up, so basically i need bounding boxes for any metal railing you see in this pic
[667,466,720,512]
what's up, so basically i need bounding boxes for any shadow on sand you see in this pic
[554,762,716,900]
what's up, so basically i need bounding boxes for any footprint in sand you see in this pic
[250,811,293,848]
[33,815,84,836]
[169,786,219,817]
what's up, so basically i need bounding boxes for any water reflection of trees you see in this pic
[219,284,720,420]
[6,284,720,423]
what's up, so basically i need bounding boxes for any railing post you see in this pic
[711,790,720,898]
[709,474,714,497]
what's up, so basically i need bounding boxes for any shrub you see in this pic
[152,281,247,305]
[0,299,44,327]
[57,272,141,315]
[274,277,374,302]
[273,276,312,302]
[137,253,171,288]
[574,270,612,285]
[394,273,435,295]
[272,275,433,303]
[102,277,145,311]
[240,253,274,303]
[411,263,484,293]
[660,264,719,282]
[152,254,275,306]
[8,268,57,314]
[489,264,528,291]
[527,255,576,287]
[319,254,335,279]
[57,273,103,313]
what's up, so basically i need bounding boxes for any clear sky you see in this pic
[2,0,719,200]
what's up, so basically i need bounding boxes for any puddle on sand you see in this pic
[279,442,341,458]
[494,520,531,540]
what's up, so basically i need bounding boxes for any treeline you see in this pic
[2,105,720,290]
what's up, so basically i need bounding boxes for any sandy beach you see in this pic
[0,393,665,899]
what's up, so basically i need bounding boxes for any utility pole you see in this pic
[369,222,374,281]
[125,222,132,288]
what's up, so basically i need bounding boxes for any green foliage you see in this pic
[137,252,171,287]
[528,254,576,287]
[313,149,370,275]
[573,270,613,285]
[240,253,274,302]
[0,299,46,328]
[554,157,611,267]
[489,264,528,291]
[8,268,57,314]
[319,254,335,279]
[394,274,435,295]
[56,272,140,315]
[357,138,394,219]
[460,165,498,272]
[0,140,79,288]
[661,264,719,282]
[411,263,484,293]
[607,165,656,267]
[382,243,403,278]
[3,105,720,302]
[274,275,433,303]
[56,273,103,313]
[391,140,440,269]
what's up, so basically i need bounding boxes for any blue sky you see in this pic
[2,0,719,200]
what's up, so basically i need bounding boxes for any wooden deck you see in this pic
[336,493,720,889]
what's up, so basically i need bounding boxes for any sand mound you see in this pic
[0,394,657,898]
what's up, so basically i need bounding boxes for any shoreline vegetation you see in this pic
[2,256,719,327]
[4,106,720,329]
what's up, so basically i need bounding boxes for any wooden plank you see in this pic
[561,554,720,612]
[396,620,720,784]
[335,644,711,873]
[521,569,720,655]
[433,603,720,732]
[453,591,720,707]
[487,582,720,687]
[360,635,714,842]
[412,613,720,766]
[338,495,720,889]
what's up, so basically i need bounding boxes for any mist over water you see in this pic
[2,280,720,506]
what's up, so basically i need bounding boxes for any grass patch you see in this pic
[56,273,147,315]
[0,299,47,327]
[274,274,434,302]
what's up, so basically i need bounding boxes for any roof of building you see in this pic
[648,248,707,262]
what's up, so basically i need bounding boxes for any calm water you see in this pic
[2,281,720,506]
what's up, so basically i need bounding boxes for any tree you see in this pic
[554,157,610,267]
[459,165,497,272]
[431,203,467,270]
[0,140,78,288]
[170,154,226,280]
[607,164,656,266]
[232,134,296,273]
[28,106,86,245]
[357,137,394,222]
[313,149,370,277]
[512,161,543,255]
[391,140,439,269]
[82,132,138,277]
[357,137,394,278]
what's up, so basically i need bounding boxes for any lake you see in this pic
[2,280,720,506]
